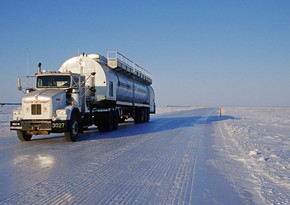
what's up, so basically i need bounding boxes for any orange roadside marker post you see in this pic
[220,105,222,117]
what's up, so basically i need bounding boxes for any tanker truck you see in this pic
[10,51,155,142]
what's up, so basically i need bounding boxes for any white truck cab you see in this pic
[11,70,85,141]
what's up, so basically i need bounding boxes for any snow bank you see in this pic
[215,107,290,205]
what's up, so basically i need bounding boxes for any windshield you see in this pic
[37,75,71,88]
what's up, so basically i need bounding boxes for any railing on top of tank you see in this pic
[107,51,152,83]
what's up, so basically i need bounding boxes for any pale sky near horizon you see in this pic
[1,0,290,106]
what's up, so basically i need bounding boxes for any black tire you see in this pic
[146,108,150,122]
[135,108,147,123]
[134,108,140,124]
[78,119,87,134]
[98,111,113,132]
[107,111,113,131]
[144,108,150,122]
[64,113,79,142]
[96,112,106,132]
[112,110,119,130]
[17,131,32,141]
[140,108,145,123]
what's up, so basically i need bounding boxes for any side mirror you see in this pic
[17,77,22,91]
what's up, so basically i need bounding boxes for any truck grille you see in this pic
[31,104,41,115]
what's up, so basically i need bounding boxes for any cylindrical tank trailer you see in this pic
[59,54,154,109]
[59,53,155,111]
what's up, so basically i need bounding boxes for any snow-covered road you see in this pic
[1,107,289,204]
[0,108,242,204]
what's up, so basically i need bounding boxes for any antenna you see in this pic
[25,49,29,88]
[26,49,29,76]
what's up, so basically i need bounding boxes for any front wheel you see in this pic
[64,113,79,142]
[17,131,32,141]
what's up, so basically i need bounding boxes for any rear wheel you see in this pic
[147,109,150,122]
[98,111,113,132]
[17,131,32,141]
[134,108,147,123]
[112,110,119,130]
[134,108,141,124]
[65,113,79,142]
[144,108,150,122]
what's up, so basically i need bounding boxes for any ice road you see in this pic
[1,108,262,204]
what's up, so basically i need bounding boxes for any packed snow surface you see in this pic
[0,106,289,204]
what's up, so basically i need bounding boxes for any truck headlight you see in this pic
[56,110,67,115]
[13,109,23,120]
[54,109,68,121]
[13,110,22,115]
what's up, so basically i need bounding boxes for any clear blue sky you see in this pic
[1,0,290,106]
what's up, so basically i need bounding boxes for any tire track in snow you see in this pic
[90,128,198,204]
[165,133,199,205]
[164,109,214,205]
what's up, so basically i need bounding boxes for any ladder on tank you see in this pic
[107,51,153,85]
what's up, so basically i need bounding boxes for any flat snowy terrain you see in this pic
[0,106,289,204]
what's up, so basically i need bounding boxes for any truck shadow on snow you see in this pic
[76,114,239,142]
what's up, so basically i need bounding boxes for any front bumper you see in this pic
[10,120,69,133]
